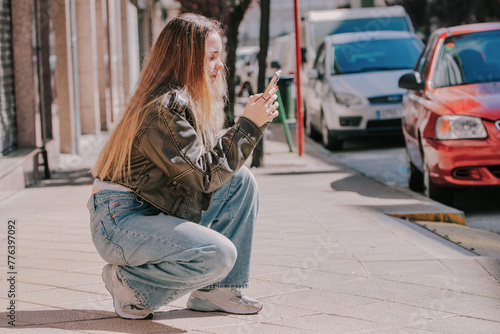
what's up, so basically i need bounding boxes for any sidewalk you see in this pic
[1,124,500,333]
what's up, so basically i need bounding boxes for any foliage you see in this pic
[429,0,500,27]
[395,0,500,37]
[175,0,253,126]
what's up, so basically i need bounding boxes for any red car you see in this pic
[398,22,500,205]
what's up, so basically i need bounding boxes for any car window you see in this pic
[416,32,439,78]
[433,30,500,88]
[314,43,327,76]
[311,17,410,52]
[330,37,422,75]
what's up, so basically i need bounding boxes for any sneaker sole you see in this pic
[102,265,153,320]
[187,298,262,315]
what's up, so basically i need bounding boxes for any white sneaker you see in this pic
[102,264,154,320]
[187,288,263,314]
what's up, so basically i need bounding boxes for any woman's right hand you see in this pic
[241,86,279,127]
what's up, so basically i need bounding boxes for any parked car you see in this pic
[398,22,500,205]
[302,6,414,74]
[304,31,423,150]
[268,33,296,76]
[235,45,259,96]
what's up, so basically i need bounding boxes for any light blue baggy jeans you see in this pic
[87,166,258,310]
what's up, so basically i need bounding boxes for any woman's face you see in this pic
[205,32,224,84]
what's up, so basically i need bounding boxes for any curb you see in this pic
[301,134,467,226]
[388,212,466,225]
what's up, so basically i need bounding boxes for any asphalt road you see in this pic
[317,135,500,235]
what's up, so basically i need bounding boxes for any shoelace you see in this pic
[229,288,242,297]
[124,295,146,309]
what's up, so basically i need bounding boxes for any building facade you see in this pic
[0,0,179,195]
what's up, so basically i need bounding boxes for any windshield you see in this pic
[433,30,500,87]
[311,17,410,53]
[330,37,422,75]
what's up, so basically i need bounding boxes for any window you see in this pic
[330,37,422,75]
[311,17,410,53]
[433,30,500,87]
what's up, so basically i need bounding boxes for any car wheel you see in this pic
[238,82,253,97]
[304,104,321,141]
[423,157,454,206]
[321,113,342,151]
[407,150,424,191]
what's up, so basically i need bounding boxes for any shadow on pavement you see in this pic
[330,174,408,199]
[0,308,229,332]
[28,169,94,188]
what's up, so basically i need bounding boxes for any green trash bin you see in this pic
[273,75,295,123]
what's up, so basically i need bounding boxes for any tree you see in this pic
[429,0,500,27]
[394,0,500,37]
[250,0,270,167]
[176,0,252,126]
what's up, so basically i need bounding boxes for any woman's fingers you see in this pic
[241,87,280,127]
[262,86,278,100]
[265,94,278,108]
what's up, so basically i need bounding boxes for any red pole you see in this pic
[293,0,304,156]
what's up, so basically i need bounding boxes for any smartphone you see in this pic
[263,70,282,97]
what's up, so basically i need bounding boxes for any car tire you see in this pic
[407,150,424,191]
[321,113,342,151]
[423,157,454,206]
[238,82,253,97]
[304,104,321,141]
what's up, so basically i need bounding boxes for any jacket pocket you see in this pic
[134,173,150,193]
[171,195,183,215]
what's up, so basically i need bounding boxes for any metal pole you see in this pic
[293,0,304,156]
[34,0,51,179]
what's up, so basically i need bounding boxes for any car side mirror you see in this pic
[307,68,321,80]
[398,72,424,91]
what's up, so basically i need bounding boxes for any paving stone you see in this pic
[390,289,500,315]
[201,322,312,334]
[423,315,500,334]
[465,304,500,322]
[267,313,388,333]
[332,300,452,326]
[1,130,500,333]
[362,260,451,277]
[260,288,379,314]
[369,274,500,299]
[320,277,440,302]
[15,287,106,307]
[256,268,363,288]
[14,306,108,326]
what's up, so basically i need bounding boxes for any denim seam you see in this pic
[158,247,208,306]
[94,191,136,206]
[204,283,249,289]
[109,213,189,252]
[114,226,191,253]
[97,221,130,266]
[117,266,154,310]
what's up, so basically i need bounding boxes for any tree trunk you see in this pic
[224,0,252,127]
[251,0,270,167]
[224,16,239,127]
[175,0,252,128]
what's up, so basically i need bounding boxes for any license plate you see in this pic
[376,108,401,120]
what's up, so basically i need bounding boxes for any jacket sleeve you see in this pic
[137,92,268,193]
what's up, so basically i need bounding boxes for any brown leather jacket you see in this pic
[102,91,267,223]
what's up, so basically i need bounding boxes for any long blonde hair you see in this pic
[93,13,227,182]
